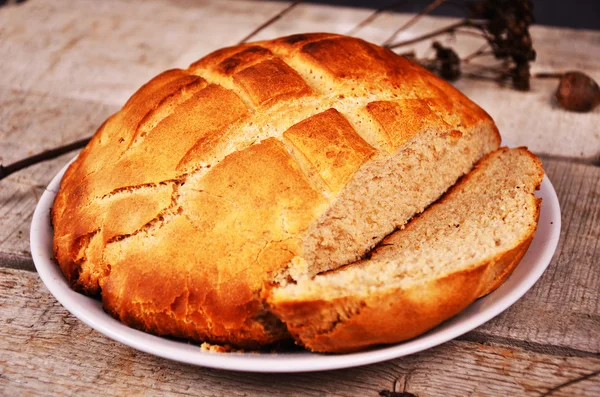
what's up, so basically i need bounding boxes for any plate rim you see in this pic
[30,154,561,373]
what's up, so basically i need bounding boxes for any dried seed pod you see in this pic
[512,62,531,91]
[432,41,461,81]
[555,71,600,112]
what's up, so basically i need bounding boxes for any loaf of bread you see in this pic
[269,147,544,352]
[52,33,503,349]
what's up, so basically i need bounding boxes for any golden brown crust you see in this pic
[366,99,450,152]
[283,109,376,192]
[100,138,326,346]
[271,237,536,353]
[52,33,500,348]
[233,58,313,106]
[271,265,489,353]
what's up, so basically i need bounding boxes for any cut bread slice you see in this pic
[268,147,544,353]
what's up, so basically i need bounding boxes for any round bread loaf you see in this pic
[52,33,500,348]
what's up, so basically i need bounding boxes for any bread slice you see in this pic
[268,147,544,353]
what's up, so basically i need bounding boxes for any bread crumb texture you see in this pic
[53,33,505,349]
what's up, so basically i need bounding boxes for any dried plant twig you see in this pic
[539,370,600,396]
[0,137,91,181]
[382,0,448,46]
[347,1,405,36]
[463,42,491,63]
[454,28,489,39]
[238,0,302,44]
[534,72,564,79]
[385,20,477,49]
[386,0,537,90]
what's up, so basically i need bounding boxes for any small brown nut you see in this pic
[555,71,600,112]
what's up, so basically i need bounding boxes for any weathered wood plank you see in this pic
[0,88,115,262]
[0,0,289,106]
[0,0,598,395]
[0,268,599,397]
[0,252,33,271]
[475,157,600,354]
[0,88,116,164]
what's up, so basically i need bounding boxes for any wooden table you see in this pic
[1,1,599,395]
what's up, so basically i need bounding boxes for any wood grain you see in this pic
[0,0,288,106]
[0,0,599,395]
[0,88,115,266]
[0,268,599,397]
[475,157,600,354]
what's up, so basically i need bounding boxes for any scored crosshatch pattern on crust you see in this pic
[51,33,499,348]
[282,109,376,193]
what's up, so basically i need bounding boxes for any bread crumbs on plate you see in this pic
[200,342,248,353]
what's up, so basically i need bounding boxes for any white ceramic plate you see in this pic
[31,155,561,373]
